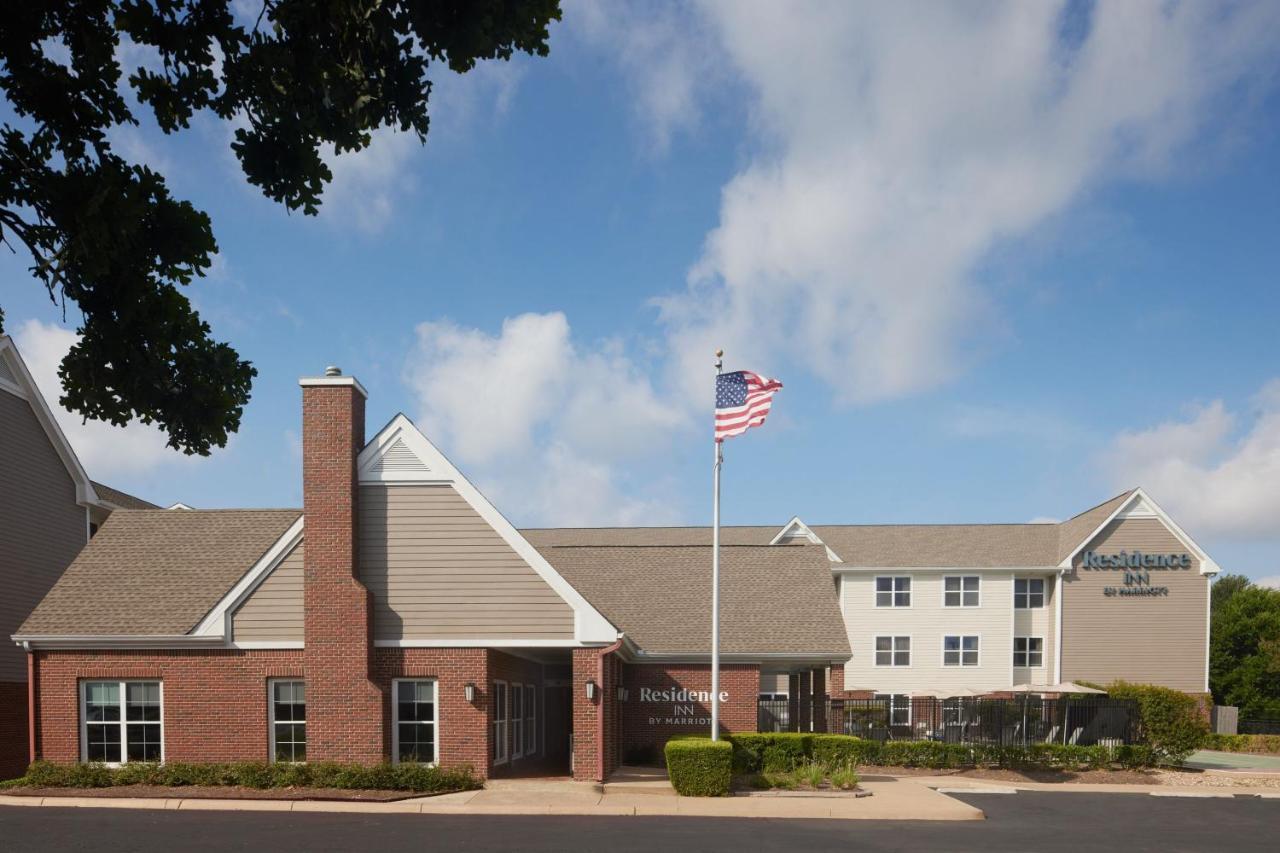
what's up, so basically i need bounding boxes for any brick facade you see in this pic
[301,379,383,764]
[618,663,759,763]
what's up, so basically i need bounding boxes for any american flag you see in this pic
[715,370,783,442]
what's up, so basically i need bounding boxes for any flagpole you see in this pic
[711,349,723,741]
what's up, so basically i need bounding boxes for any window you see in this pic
[1013,637,1044,668]
[81,681,162,764]
[525,684,537,757]
[1014,578,1045,609]
[875,576,911,607]
[512,684,525,759]
[393,680,437,765]
[874,636,910,667]
[943,575,980,607]
[492,681,508,765]
[943,635,980,667]
[270,680,306,763]
[873,693,911,726]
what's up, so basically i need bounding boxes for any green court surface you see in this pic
[1185,749,1280,771]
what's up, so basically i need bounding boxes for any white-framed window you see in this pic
[1014,577,1045,609]
[1013,637,1044,668]
[942,635,980,667]
[525,684,536,757]
[393,679,437,765]
[875,576,911,608]
[943,575,980,607]
[492,680,508,765]
[874,635,911,667]
[873,693,911,726]
[269,679,306,763]
[80,680,162,764]
[512,684,525,760]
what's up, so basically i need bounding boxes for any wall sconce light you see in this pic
[617,686,629,702]
[585,679,598,701]
[464,682,476,703]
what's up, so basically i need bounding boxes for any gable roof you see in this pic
[532,543,849,658]
[91,481,160,510]
[16,509,301,637]
[1055,490,1135,563]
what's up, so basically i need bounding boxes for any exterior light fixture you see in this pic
[464,682,476,703]
[617,686,629,702]
[585,679,598,701]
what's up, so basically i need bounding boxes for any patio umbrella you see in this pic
[1009,683,1106,744]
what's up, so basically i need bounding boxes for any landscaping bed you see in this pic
[865,765,1159,785]
[2,785,428,802]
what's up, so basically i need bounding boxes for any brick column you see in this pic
[811,668,827,733]
[301,372,383,764]
[829,663,845,696]
[571,648,599,781]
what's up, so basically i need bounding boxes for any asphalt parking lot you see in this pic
[0,791,1276,852]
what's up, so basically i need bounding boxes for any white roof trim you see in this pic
[831,566,1059,573]
[298,374,368,398]
[190,516,305,638]
[770,516,843,563]
[0,335,102,509]
[1057,488,1220,576]
[357,414,620,644]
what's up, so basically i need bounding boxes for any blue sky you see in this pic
[5,2,1280,584]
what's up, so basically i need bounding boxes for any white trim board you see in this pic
[356,414,619,644]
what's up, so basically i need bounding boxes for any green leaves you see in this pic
[1210,580,1280,720]
[1,1,561,454]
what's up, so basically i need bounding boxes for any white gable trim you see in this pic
[0,335,102,510]
[1057,488,1220,576]
[190,516,305,638]
[770,516,843,563]
[357,414,620,644]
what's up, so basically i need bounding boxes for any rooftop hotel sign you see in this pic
[1080,550,1192,598]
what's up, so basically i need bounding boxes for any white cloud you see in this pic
[1102,380,1280,538]
[1027,516,1060,525]
[403,312,688,526]
[614,1,1280,406]
[1257,575,1280,590]
[319,129,421,235]
[13,320,206,480]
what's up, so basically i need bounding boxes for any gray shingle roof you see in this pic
[91,481,160,510]
[17,509,300,636]
[531,543,850,657]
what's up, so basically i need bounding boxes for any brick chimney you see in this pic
[300,367,383,763]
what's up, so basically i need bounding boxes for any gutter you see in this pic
[13,634,227,651]
[26,643,36,765]
[596,636,624,783]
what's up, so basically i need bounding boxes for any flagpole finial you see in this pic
[714,349,723,372]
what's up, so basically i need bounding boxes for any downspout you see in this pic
[596,637,624,783]
[25,642,36,766]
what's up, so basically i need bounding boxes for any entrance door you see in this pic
[544,683,572,763]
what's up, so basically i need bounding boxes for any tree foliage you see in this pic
[0,0,560,454]
[1210,576,1280,719]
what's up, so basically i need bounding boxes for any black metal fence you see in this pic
[1240,718,1280,735]
[759,696,1140,746]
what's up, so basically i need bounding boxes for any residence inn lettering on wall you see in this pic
[639,688,730,727]
[1080,550,1192,598]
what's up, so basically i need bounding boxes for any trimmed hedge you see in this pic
[725,733,1157,773]
[1202,733,1280,755]
[664,738,733,796]
[1100,681,1208,765]
[2,761,481,793]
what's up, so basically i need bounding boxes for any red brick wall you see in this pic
[619,663,759,761]
[0,681,27,780]
[302,381,383,764]
[571,648,599,781]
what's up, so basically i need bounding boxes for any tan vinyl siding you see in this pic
[231,543,304,642]
[1061,517,1209,692]
[359,485,573,641]
[0,390,86,681]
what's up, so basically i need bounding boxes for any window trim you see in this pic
[512,683,525,761]
[1013,636,1045,669]
[79,679,164,766]
[873,576,913,609]
[941,575,981,608]
[941,634,981,667]
[267,678,306,764]
[872,634,912,668]
[391,678,439,767]
[1013,577,1047,609]
[492,679,509,766]
[525,682,537,758]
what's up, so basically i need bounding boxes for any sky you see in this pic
[4,1,1280,586]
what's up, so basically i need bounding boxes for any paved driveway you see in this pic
[1186,749,1280,771]
[1,792,1277,852]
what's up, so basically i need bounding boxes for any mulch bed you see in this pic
[861,766,1160,785]
[3,785,444,802]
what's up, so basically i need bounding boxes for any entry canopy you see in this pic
[1009,682,1106,695]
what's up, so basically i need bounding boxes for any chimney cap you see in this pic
[325,365,342,377]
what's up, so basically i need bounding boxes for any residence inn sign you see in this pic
[1081,549,1192,598]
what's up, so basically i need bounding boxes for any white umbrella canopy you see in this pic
[906,688,980,699]
[1009,682,1106,694]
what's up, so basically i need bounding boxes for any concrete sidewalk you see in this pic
[0,777,984,821]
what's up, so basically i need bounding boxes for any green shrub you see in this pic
[812,734,880,768]
[829,766,860,790]
[1202,733,1280,754]
[664,738,732,797]
[724,733,815,774]
[1103,681,1208,765]
[6,761,480,793]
